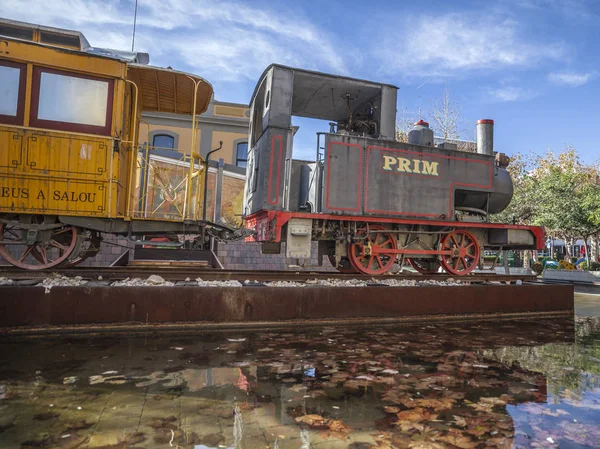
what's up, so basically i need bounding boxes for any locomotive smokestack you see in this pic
[408,120,434,147]
[476,119,494,155]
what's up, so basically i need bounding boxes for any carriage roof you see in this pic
[0,18,213,116]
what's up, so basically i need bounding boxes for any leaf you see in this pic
[396,408,438,422]
[383,405,400,414]
[295,414,329,429]
[397,420,425,432]
[438,432,478,449]
[294,414,350,435]
[413,397,456,411]
[328,419,350,434]
[453,415,467,428]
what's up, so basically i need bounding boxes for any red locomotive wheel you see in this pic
[439,230,480,275]
[408,258,442,274]
[348,225,397,275]
[0,223,78,270]
[327,255,357,273]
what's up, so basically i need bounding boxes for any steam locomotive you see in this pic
[242,65,544,275]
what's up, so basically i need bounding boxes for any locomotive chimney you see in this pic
[476,119,494,155]
[408,120,434,147]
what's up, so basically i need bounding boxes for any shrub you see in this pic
[580,261,600,271]
[531,262,543,275]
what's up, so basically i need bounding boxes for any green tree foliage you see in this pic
[491,147,600,256]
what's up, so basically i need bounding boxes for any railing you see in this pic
[129,144,206,222]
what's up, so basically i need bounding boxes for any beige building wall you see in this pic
[211,131,247,164]
[138,98,250,166]
[138,123,200,154]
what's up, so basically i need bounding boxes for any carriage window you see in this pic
[0,24,34,41]
[251,153,259,192]
[31,67,113,135]
[0,61,25,125]
[153,134,175,149]
[236,142,248,168]
[40,31,81,49]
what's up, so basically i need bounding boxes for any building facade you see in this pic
[138,99,250,168]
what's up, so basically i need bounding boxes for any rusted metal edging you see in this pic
[0,284,574,330]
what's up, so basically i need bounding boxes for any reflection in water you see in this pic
[0,316,599,448]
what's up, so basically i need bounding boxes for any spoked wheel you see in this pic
[327,255,357,273]
[61,231,102,268]
[408,258,442,274]
[439,230,480,275]
[348,225,397,275]
[0,222,79,270]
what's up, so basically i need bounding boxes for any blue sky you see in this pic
[4,0,599,162]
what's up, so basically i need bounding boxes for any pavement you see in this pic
[574,292,600,317]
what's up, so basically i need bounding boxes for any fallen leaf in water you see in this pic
[383,405,400,414]
[453,415,467,427]
[295,414,329,429]
[397,420,425,432]
[480,397,507,406]
[295,414,350,435]
[413,397,455,411]
[408,439,446,449]
[439,431,478,448]
[397,407,438,422]
[328,419,350,434]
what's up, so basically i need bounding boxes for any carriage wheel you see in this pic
[0,223,78,270]
[408,258,441,274]
[348,225,397,275]
[61,232,102,268]
[327,255,357,273]
[439,230,480,275]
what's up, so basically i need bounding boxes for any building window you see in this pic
[153,134,175,149]
[0,60,26,125]
[30,67,113,135]
[236,142,248,168]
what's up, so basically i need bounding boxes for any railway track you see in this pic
[0,266,537,283]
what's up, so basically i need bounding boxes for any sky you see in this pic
[3,0,599,163]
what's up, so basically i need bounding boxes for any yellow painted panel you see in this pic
[26,131,111,180]
[0,127,23,171]
[213,105,247,118]
[3,40,126,78]
[0,177,107,216]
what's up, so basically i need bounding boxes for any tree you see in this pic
[491,147,600,263]
[396,103,416,143]
[533,148,600,257]
[431,87,462,141]
[490,152,538,225]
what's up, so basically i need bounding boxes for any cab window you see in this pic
[0,60,26,125]
[30,67,113,135]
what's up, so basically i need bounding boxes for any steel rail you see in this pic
[0,267,537,283]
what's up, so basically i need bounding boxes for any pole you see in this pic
[131,0,139,52]
[213,158,224,223]
[202,141,223,222]
[200,142,222,249]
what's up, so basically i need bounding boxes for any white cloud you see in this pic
[548,72,595,87]
[1,0,347,83]
[486,86,535,102]
[380,13,564,78]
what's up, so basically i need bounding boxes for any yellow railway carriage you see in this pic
[0,19,224,269]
